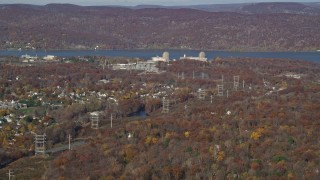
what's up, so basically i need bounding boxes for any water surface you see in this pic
[1,50,319,63]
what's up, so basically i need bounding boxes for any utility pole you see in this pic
[110,113,113,128]
[68,134,71,151]
[221,75,224,84]
[193,70,195,79]
[102,59,106,70]
[227,90,229,98]
[211,95,213,104]
[247,29,251,46]
[44,42,47,56]
[7,169,14,180]
[184,104,188,118]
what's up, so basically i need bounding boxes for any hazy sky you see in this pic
[0,0,318,6]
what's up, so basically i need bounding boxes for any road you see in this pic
[46,141,86,153]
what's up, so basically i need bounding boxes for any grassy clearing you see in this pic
[0,155,51,180]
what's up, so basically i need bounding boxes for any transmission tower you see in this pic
[217,84,224,97]
[7,169,14,180]
[35,133,46,155]
[90,112,100,129]
[178,72,185,80]
[198,89,206,100]
[162,97,170,113]
[234,75,240,90]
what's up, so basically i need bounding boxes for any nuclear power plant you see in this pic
[111,51,207,73]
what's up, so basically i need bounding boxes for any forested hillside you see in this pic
[0,4,319,51]
[0,56,319,179]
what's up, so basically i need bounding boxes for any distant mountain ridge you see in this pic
[0,3,319,51]
[236,2,320,15]
[1,2,319,14]
[127,2,320,15]
[120,2,320,15]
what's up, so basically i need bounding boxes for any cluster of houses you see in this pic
[57,89,108,102]
[0,100,27,109]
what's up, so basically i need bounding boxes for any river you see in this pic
[0,49,319,63]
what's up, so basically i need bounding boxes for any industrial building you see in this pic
[112,61,159,73]
[180,51,207,62]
